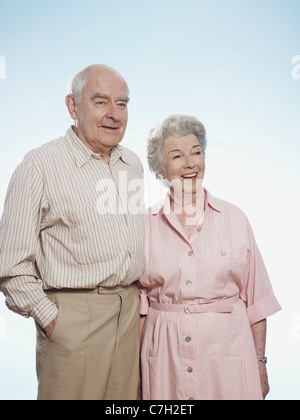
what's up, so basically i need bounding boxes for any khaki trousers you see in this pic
[36,284,139,400]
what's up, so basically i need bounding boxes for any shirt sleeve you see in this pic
[0,158,58,329]
[241,218,282,325]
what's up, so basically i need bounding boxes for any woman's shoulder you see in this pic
[206,190,248,221]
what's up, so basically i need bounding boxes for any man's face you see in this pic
[71,68,129,157]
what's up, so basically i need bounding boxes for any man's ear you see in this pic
[65,94,78,121]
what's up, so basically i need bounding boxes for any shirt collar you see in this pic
[205,189,222,213]
[65,126,129,168]
[150,188,222,215]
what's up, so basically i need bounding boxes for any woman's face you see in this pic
[161,134,205,195]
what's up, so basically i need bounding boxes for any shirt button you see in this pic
[188,250,193,256]
[185,337,192,343]
[221,250,227,256]
[188,397,195,400]
[186,281,192,287]
[187,367,193,373]
[92,153,100,160]
[197,227,201,232]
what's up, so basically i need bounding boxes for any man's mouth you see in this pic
[101,125,119,131]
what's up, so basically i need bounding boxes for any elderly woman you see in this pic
[139,115,281,400]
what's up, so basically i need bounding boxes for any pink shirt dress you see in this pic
[139,190,281,400]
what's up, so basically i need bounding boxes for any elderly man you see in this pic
[0,65,145,400]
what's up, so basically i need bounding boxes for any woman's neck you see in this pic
[170,188,205,224]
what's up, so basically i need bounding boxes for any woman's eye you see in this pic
[192,149,202,156]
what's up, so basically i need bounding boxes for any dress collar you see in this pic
[150,188,222,215]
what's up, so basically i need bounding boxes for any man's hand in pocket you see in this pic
[44,316,58,339]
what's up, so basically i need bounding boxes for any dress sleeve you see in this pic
[241,219,282,325]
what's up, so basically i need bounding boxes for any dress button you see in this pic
[186,281,192,287]
[185,337,192,343]
[188,250,193,256]
[187,367,193,373]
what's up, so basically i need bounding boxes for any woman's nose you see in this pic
[184,155,196,168]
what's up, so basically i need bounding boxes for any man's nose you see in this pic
[106,103,121,121]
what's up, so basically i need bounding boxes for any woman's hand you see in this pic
[258,362,270,399]
[251,319,270,399]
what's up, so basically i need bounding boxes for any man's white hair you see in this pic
[67,66,92,103]
[67,64,129,103]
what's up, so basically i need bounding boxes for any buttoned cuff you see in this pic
[246,294,282,325]
[30,297,59,329]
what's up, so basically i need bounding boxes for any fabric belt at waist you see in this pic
[45,284,129,295]
[150,295,240,314]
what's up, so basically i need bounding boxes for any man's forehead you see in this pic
[84,72,129,96]
[90,92,130,102]
[88,67,127,85]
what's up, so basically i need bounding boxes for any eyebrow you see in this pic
[168,149,181,154]
[168,144,201,154]
[90,92,130,103]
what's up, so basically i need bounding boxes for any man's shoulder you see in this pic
[119,145,142,164]
[118,145,144,177]
[24,135,67,162]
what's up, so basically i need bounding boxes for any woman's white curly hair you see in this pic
[147,114,207,177]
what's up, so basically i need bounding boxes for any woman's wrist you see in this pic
[257,356,267,365]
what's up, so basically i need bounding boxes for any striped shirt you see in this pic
[0,126,145,328]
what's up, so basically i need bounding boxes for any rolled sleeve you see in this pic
[242,219,282,324]
[246,294,282,325]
